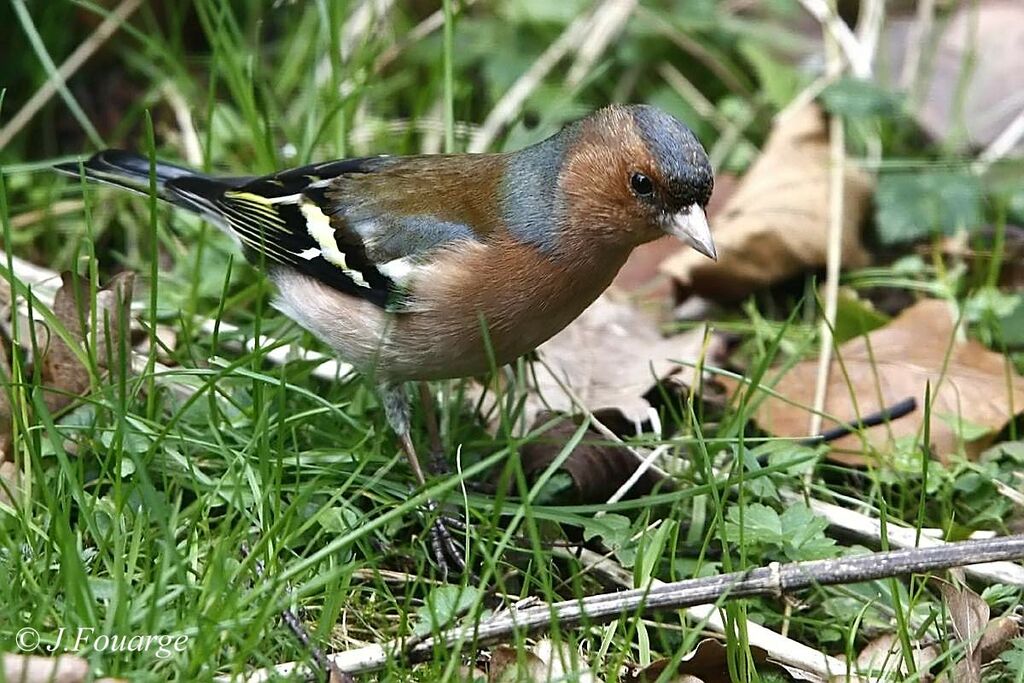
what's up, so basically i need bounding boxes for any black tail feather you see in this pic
[54,150,200,197]
[53,149,254,219]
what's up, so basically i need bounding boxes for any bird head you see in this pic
[550,104,716,260]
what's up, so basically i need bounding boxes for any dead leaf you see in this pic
[936,571,990,683]
[535,296,723,422]
[660,103,872,303]
[624,638,821,683]
[515,412,672,504]
[0,460,19,507]
[488,639,598,683]
[977,615,1024,664]
[732,299,1024,464]
[0,339,12,462]
[40,271,134,415]
[2,654,89,683]
[853,633,940,679]
[912,0,1024,153]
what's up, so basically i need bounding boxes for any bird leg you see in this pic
[417,381,450,475]
[381,383,465,576]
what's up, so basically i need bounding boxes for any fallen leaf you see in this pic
[660,103,872,303]
[853,633,940,679]
[516,412,672,505]
[472,296,726,436]
[0,339,12,462]
[624,638,821,683]
[488,639,598,683]
[977,615,1024,664]
[40,271,134,415]
[732,299,1024,464]
[533,296,723,424]
[2,654,89,683]
[0,460,19,507]
[935,571,990,683]
[912,0,1024,153]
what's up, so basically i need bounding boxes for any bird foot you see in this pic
[426,449,452,477]
[424,503,466,579]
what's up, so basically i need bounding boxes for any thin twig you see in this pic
[900,0,936,93]
[807,396,917,444]
[795,0,871,79]
[161,82,203,166]
[807,6,849,440]
[557,546,852,679]
[787,493,1024,587]
[372,0,479,74]
[565,0,639,89]
[231,536,1024,679]
[0,0,142,150]
[978,107,1024,165]
[467,8,594,152]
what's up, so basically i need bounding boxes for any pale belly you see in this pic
[271,242,629,384]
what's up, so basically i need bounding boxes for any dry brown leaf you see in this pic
[0,460,20,507]
[912,0,1024,153]
[733,299,1024,464]
[40,271,134,415]
[488,639,598,683]
[0,339,12,462]
[624,638,821,683]
[2,654,89,683]
[660,103,872,303]
[532,296,723,423]
[515,411,671,504]
[936,571,990,683]
[977,615,1024,664]
[853,633,940,679]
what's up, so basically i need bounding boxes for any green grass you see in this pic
[2,1,1024,682]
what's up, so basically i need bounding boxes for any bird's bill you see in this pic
[663,204,717,261]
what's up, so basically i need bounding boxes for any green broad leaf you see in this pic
[314,505,361,534]
[875,170,984,244]
[834,290,890,343]
[997,297,1024,347]
[937,413,994,442]
[582,513,633,546]
[739,450,779,502]
[980,440,1024,463]
[739,41,800,110]
[820,77,902,118]
[534,472,576,506]
[780,504,837,560]
[999,638,1024,676]
[584,514,638,568]
[412,585,483,638]
[750,441,821,476]
[724,502,782,545]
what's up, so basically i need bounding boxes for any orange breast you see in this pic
[383,236,630,381]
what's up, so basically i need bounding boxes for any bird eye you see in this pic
[630,172,654,197]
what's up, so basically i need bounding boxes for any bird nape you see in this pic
[55,103,716,576]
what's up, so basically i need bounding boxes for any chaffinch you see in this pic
[57,103,716,572]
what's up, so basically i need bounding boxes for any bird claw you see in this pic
[424,503,466,578]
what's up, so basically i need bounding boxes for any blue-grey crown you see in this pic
[630,105,713,210]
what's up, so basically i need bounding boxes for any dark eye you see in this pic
[630,172,654,197]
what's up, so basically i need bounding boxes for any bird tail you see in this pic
[54,150,244,219]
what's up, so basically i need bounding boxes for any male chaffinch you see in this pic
[57,103,716,572]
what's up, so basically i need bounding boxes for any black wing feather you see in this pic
[165,157,397,309]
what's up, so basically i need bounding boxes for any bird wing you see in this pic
[166,155,498,311]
